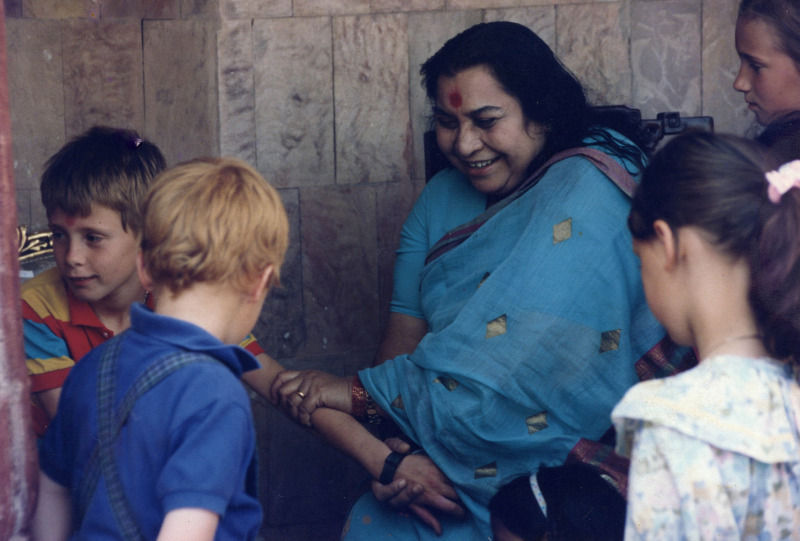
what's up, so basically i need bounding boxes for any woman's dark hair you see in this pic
[420,21,646,175]
[739,0,800,67]
[629,132,800,362]
[489,464,625,541]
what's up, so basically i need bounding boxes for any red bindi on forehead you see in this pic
[64,215,76,226]
[448,90,462,108]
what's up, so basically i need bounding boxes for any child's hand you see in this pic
[270,370,351,426]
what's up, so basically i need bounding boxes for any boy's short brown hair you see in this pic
[40,126,166,233]
[140,157,289,294]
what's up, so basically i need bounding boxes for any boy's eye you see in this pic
[749,62,762,72]
[85,234,103,243]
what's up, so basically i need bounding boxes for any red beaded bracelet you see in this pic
[352,376,368,420]
[352,375,382,424]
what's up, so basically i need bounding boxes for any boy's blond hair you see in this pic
[41,126,166,233]
[140,157,289,294]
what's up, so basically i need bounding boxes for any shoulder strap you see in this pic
[425,147,637,264]
[77,337,220,540]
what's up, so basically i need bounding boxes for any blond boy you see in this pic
[33,158,289,541]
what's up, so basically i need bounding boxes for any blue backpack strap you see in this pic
[77,336,220,540]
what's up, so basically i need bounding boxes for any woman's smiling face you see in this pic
[434,65,547,196]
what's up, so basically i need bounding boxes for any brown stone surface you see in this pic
[448,0,518,8]
[252,189,305,359]
[300,184,379,356]
[219,0,291,18]
[484,6,555,47]
[557,3,631,106]
[143,19,218,164]
[631,0,702,118]
[14,190,29,231]
[3,0,21,18]
[100,0,180,18]
[181,0,220,18]
[23,0,96,19]
[375,180,424,337]
[218,20,257,164]
[334,14,412,183]
[16,189,48,233]
[62,19,144,138]
[294,0,370,17]
[703,0,753,135]
[253,17,334,187]
[372,0,444,12]
[6,18,64,212]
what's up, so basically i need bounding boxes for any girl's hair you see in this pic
[420,21,646,175]
[629,132,800,362]
[739,0,800,67]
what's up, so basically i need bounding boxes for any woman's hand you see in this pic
[270,370,351,426]
[371,438,465,535]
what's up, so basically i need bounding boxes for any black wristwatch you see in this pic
[379,451,407,485]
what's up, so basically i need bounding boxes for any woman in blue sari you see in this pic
[271,22,693,541]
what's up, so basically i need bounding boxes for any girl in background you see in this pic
[737,0,800,162]
[735,0,800,127]
[612,132,800,539]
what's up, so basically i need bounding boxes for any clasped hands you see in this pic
[269,369,466,535]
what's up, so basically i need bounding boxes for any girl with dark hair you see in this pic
[271,21,691,540]
[613,132,800,538]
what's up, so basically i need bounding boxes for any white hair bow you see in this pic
[765,160,800,203]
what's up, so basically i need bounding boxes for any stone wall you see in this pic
[6,0,752,538]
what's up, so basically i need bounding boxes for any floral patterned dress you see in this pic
[612,355,800,540]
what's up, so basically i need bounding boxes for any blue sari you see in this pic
[347,137,691,540]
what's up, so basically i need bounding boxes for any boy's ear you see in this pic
[251,264,275,300]
[135,251,154,292]
[653,219,678,271]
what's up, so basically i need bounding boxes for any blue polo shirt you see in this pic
[39,303,262,540]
